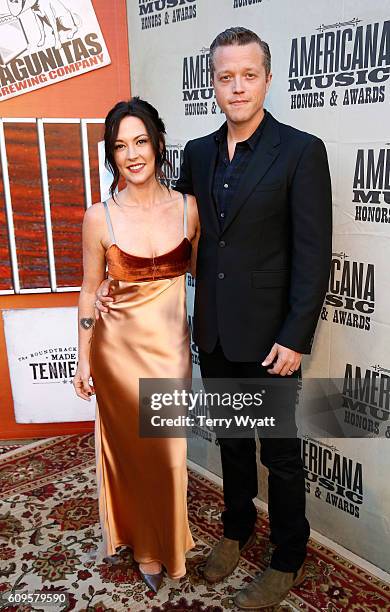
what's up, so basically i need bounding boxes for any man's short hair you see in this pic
[209,27,271,77]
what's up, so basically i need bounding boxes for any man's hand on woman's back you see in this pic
[94,278,113,318]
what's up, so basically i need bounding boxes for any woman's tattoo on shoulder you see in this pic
[80,318,95,330]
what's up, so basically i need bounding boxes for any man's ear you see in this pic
[266,72,273,93]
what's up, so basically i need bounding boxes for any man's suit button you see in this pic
[218,272,225,279]
[219,240,226,248]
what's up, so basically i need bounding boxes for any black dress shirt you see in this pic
[213,111,268,228]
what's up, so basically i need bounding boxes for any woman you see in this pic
[73,98,199,592]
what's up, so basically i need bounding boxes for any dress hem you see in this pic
[107,540,196,580]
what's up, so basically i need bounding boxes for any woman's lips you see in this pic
[127,163,145,173]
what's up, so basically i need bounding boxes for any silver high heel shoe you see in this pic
[139,564,164,593]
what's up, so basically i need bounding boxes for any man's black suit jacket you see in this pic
[175,112,332,362]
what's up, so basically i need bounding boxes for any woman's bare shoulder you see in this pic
[170,189,197,208]
[83,202,107,229]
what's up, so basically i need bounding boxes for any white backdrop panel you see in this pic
[126,0,390,571]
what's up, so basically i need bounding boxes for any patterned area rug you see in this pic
[0,441,38,456]
[0,434,389,611]
[0,446,21,457]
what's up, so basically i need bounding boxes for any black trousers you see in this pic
[199,342,310,572]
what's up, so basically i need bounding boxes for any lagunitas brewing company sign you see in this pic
[322,253,375,332]
[138,0,197,31]
[353,146,390,224]
[0,0,111,101]
[288,18,390,110]
[342,362,390,437]
[301,437,364,518]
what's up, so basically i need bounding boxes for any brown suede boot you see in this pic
[203,532,256,584]
[234,565,306,610]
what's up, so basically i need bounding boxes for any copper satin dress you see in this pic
[90,196,194,579]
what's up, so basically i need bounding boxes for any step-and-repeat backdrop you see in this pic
[126,0,390,571]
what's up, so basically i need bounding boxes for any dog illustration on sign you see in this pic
[7,0,79,49]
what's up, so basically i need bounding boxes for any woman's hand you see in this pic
[73,361,95,401]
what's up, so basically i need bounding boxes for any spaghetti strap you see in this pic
[183,193,188,238]
[103,200,116,245]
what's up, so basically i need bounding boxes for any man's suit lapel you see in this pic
[204,134,220,234]
[221,114,281,235]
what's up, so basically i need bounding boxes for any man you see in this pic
[96,27,332,610]
[175,27,332,609]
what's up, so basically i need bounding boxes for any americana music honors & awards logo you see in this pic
[322,252,375,332]
[288,17,389,110]
[138,0,197,31]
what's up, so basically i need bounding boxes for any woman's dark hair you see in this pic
[104,97,170,199]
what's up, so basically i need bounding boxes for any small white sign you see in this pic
[3,307,95,423]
